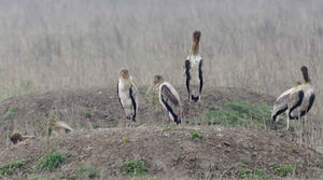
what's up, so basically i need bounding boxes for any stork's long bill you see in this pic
[191,31,201,56]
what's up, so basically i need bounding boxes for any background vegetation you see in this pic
[0,0,322,117]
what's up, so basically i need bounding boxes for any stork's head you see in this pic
[120,69,130,79]
[153,75,164,86]
[146,75,164,95]
[193,31,201,43]
[301,66,311,83]
[191,31,201,56]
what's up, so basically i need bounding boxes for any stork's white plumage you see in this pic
[149,75,182,124]
[117,69,138,126]
[48,118,73,137]
[271,66,315,130]
[185,31,203,102]
[289,66,315,120]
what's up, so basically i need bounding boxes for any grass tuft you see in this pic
[273,164,294,177]
[0,160,24,176]
[190,130,200,139]
[35,151,70,172]
[121,160,148,176]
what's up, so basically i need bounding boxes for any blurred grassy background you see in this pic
[0,0,322,116]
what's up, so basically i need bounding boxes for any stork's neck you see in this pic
[191,41,199,56]
[302,70,311,83]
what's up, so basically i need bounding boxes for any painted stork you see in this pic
[148,75,182,124]
[185,30,203,102]
[184,31,204,125]
[289,66,315,120]
[271,66,315,131]
[117,69,138,127]
[48,118,73,137]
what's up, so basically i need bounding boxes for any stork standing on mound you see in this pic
[184,31,203,124]
[148,75,182,124]
[117,69,138,127]
[289,66,315,147]
[271,66,315,131]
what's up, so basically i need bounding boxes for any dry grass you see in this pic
[0,0,322,115]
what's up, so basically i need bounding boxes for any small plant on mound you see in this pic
[35,151,70,172]
[273,164,294,177]
[290,147,297,153]
[319,161,323,169]
[0,160,24,176]
[190,130,200,139]
[121,160,148,176]
[123,137,129,144]
[5,107,16,120]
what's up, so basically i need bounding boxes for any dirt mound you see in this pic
[0,126,322,179]
[0,86,275,150]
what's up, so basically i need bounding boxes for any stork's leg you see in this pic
[286,114,290,131]
[197,100,202,126]
[297,113,303,149]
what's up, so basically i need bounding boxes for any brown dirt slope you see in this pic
[0,86,274,150]
[0,126,322,179]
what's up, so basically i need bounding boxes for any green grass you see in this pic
[273,164,294,177]
[35,151,70,172]
[0,160,24,176]
[123,137,129,144]
[5,107,16,120]
[190,130,200,139]
[204,102,273,129]
[290,147,297,153]
[235,167,270,179]
[121,160,148,176]
[319,161,323,169]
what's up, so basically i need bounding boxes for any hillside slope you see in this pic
[0,126,322,179]
[0,86,274,150]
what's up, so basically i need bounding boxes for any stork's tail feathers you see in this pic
[191,95,200,102]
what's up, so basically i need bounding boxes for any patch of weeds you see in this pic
[254,168,270,179]
[211,172,218,179]
[123,137,129,144]
[241,160,251,166]
[121,160,148,176]
[290,147,297,153]
[204,102,272,129]
[318,161,323,169]
[35,151,70,172]
[88,167,100,178]
[69,163,100,179]
[190,130,200,139]
[5,107,16,119]
[84,112,91,118]
[273,164,294,177]
[0,160,24,176]
[236,169,253,179]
